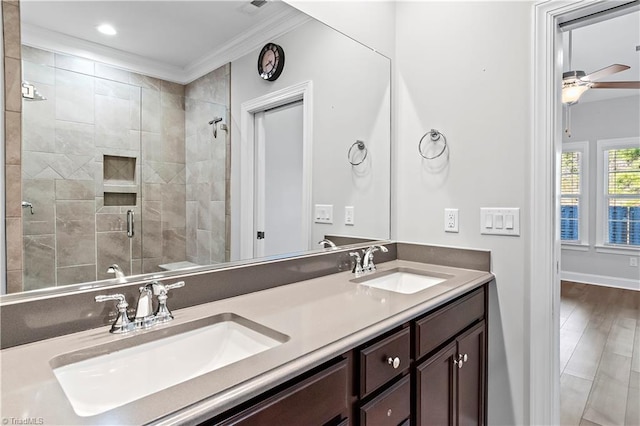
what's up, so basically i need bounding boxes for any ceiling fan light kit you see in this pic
[562,84,590,105]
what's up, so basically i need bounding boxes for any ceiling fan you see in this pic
[562,64,640,104]
[562,30,640,105]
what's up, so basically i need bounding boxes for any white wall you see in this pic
[230,19,391,259]
[562,95,640,289]
[284,0,396,59]
[394,2,532,425]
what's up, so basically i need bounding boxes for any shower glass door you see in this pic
[21,47,143,290]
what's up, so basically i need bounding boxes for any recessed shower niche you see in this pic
[103,155,137,206]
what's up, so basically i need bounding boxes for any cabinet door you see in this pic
[416,341,457,426]
[457,321,486,426]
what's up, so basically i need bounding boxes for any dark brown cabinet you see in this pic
[416,321,486,426]
[416,341,458,426]
[213,359,349,426]
[209,284,488,426]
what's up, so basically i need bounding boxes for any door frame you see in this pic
[531,1,630,423]
[239,81,313,259]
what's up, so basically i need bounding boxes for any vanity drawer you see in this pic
[218,358,348,425]
[415,287,485,359]
[359,375,410,426]
[360,327,410,397]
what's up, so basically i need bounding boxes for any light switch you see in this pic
[480,208,520,236]
[314,204,333,224]
[345,206,355,225]
[485,214,493,229]
[505,214,514,229]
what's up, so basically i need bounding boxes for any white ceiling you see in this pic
[20,1,640,98]
[20,0,308,83]
[564,9,640,103]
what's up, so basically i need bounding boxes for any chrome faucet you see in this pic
[107,264,126,282]
[361,245,389,274]
[95,280,185,334]
[134,283,156,328]
[318,238,337,249]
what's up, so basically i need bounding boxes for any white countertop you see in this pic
[0,260,493,425]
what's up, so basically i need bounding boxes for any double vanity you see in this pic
[0,242,493,425]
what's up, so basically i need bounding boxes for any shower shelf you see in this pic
[102,156,138,206]
[103,183,139,193]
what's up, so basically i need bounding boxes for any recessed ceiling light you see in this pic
[97,24,117,36]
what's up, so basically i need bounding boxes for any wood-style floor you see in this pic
[560,281,640,426]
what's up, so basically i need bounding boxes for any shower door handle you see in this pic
[127,210,135,238]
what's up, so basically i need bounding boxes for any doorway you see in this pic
[237,81,313,260]
[532,1,640,424]
[557,6,640,425]
[253,101,306,257]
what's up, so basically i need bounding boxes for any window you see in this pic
[597,138,640,248]
[561,142,588,244]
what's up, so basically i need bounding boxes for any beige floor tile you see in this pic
[560,373,592,426]
[604,317,637,358]
[561,328,586,373]
[626,371,639,426]
[582,352,631,426]
[564,327,608,381]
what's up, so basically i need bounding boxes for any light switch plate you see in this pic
[345,206,355,225]
[314,204,333,224]
[481,208,520,236]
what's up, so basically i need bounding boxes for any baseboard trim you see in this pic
[561,271,639,291]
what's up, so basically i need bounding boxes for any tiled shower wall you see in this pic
[185,65,230,265]
[4,0,230,292]
[20,46,187,290]
[2,0,23,293]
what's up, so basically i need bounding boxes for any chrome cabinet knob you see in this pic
[387,356,401,369]
[454,353,468,369]
[387,409,392,417]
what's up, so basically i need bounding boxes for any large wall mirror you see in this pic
[3,1,391,296]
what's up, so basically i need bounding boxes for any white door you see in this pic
[254,101,306,257]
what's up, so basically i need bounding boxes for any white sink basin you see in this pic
[352,267,452,294]
[51,313,288,417]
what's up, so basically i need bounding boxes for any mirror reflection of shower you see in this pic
[208,116,228,138]
[21,81,47,101]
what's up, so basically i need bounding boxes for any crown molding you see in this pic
[21,23,186,83]
[183,8,310,84]
[21,7,311,85]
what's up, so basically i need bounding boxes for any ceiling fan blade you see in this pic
[581,64,630,82]
[590,81,640,89]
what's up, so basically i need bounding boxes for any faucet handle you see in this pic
[95,294,135,334]
[349,252,364,277]
[154,281,185,323]
[164,281,185,291]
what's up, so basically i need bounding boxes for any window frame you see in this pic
[596,137,640,251]
[561,141,589,247]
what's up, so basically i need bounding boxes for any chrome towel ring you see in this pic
[418,129,447,160]
[348,140,368,166]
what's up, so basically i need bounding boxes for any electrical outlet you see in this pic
[630,257,638,267]
[444,208,459,233]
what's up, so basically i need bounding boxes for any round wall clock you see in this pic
[257,43,285,81]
